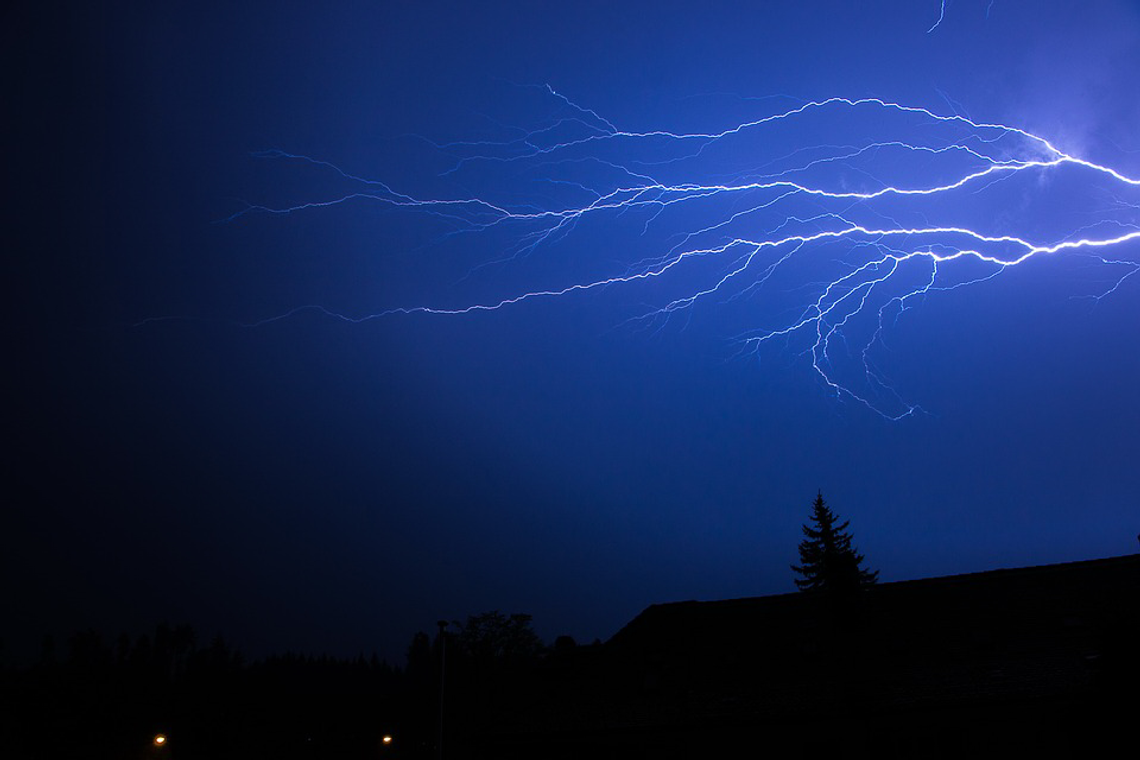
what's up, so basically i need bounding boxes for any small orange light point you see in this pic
[382,734,393,744]
[153,733,167,747]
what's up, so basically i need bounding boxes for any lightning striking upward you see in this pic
[227,88,1140,419]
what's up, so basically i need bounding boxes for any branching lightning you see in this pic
[224,88,1140,419]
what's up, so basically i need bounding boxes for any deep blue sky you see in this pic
[8,1,1140,663]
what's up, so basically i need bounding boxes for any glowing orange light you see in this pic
[382,735,393,745]
[153,734,167,747]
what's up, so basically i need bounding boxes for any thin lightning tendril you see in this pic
[216,90,1139,420]
[928,1,947,33]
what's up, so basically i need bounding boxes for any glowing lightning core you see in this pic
[228,88,1140,419]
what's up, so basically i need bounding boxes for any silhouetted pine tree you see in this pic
[791,491,878,592]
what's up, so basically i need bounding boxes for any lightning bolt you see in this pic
[220,88,1140,419]
[928,1,947,33]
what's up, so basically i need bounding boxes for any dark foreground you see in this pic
[5,555,1137,758]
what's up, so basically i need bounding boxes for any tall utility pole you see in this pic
[436,620,448,760]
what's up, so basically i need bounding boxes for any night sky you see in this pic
[9,1,1140,665]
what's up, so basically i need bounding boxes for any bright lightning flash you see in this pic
[226,88,1140,419]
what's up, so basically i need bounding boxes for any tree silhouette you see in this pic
[791,491,878,593]
[453,611,542,665]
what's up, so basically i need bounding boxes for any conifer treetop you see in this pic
[791,491,878,593]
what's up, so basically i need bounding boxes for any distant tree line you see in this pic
[0,614,593,760]
[1,622,407,759]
